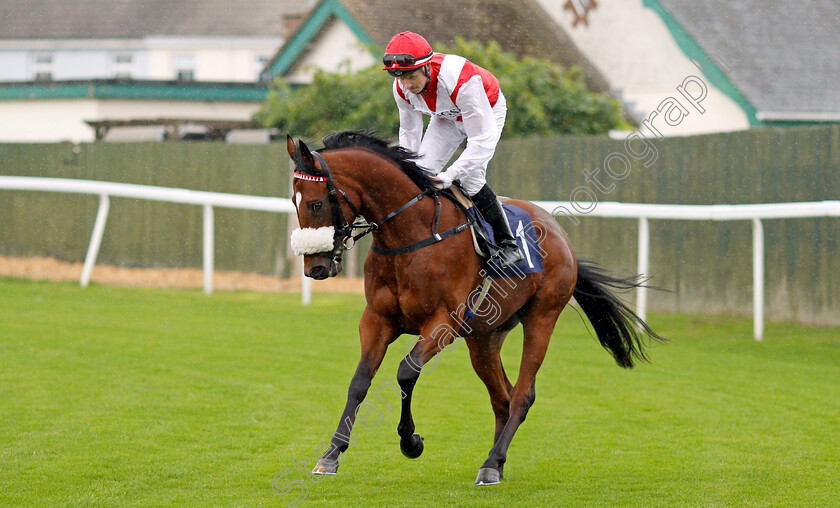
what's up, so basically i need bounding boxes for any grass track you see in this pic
[1,278,838,507]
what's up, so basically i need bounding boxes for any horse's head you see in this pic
[287,135,362,280]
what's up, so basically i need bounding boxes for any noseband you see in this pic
[292,151,376,267]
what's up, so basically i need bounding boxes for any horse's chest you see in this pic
[367,258,462,330]
[368,280,433,323]
[396,290,435,323]
[369,283,398,315]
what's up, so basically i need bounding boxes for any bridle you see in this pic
[293,151,377,268]
[294,150,473,268]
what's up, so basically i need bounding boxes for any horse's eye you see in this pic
[310,201,323,213]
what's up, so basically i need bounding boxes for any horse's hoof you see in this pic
[475,467,501,486]
[311,458,339,475]
[400,433,424,459]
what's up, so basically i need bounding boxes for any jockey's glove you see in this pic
[433,170,454,190]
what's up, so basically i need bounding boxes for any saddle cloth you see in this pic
[447,184,543,279]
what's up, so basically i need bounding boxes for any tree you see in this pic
[255,38,628,140]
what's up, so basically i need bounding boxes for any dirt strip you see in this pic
[0,256,364,293]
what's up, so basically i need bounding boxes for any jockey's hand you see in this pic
[431,171,453,190]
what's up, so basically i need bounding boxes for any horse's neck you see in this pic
[336,152,438,247]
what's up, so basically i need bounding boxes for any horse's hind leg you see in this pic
[465,330,515,479]
[474,307,563,485]
[465,332,513,446]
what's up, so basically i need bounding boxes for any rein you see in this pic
[295,151,473,259]
[370,190,473,256]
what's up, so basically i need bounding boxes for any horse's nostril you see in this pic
[329,260,342,277]
[308,265,327,280]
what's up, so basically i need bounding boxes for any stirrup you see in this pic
[493,244,524,269]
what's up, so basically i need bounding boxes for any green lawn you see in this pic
[1,278,838,507]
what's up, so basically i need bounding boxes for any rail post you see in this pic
[203,204,214,295]
[80,194,111,288]
[752,218,764,340]
[636,216,650,324]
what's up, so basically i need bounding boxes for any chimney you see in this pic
[283,12,307,40]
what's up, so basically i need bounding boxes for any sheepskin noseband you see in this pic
[290,226,336,256]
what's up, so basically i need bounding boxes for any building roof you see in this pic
[342,0,587,68]
[649,0,840,122]
[0,0,306,39]
[267,0,610,93]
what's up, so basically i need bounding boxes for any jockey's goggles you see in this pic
[386,66,420,78]
[383,52,433,77]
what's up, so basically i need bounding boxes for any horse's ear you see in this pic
[286,134,296,159]
[298,139,316,169]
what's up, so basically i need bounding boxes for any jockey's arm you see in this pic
[440,76,499,185]
[394,80,424,153]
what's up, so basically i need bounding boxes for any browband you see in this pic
[294,172,327,182]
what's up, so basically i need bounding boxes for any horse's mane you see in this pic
[319,130,436,192]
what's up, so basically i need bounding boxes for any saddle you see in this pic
[444,184,544,279]
[445,184,491,258]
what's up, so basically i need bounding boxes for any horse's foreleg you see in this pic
[313,308,394,475]
[395,312,456,459]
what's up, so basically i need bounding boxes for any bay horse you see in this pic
[287,130,665,485]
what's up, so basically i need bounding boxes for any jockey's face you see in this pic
[398,65,430,94]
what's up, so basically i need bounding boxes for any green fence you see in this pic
[488,124,840,325]
[1,124,838,324]
[0,142,292,276]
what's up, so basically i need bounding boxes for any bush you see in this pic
[255,38,628,140]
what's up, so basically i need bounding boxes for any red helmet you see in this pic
[382,32,433,77]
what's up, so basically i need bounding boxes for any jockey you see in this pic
[383,31,524,269]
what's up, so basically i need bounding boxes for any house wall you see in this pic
[144,37,281,82]
[0,99,99,142]
[0,51,34,81]
[0,99,262,142]
[0,41,145,82]
[95,100,259,122]
[284,19,377,85]
[534,0,750,135]
[0,37,281,83]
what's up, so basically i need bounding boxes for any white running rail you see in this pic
[2,176,838,340]
[538,200,840,340]
[0,176,296,297]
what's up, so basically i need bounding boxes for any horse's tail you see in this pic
[572,259,667,369]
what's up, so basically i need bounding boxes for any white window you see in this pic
[173,54,196,81]
[31,53,53,81]
[255,54,270,79]
[111,54,133,79]
[176,69,195,81]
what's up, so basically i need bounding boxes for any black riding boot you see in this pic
[472,185,524,269]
